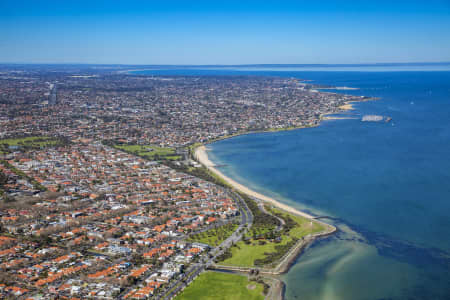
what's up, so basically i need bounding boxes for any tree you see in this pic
[0,171,8,185]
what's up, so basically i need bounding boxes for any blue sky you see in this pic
[1,0,450,64]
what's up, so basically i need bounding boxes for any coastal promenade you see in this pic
[193,145,337,273]
[195,145,337,232]
[210,227,336,276]
[194,146,318,220]
[160,189,254,300]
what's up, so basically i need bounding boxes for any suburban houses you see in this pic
[0,65,358,299]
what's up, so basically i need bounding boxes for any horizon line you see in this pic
[1,62,450,67]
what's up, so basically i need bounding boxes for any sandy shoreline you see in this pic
[194,145,316,220]
[193,97,378,223]
[322,116,358,120]
[338,103,354,110]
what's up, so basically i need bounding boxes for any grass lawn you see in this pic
[175,271,264,300]
[272,207,325,238]
[187,142,203,153]
[220,208,325,267]
[188,223,238,246]
[220,239,280,267]
[246,223,275,238]
[0,136,63,153]
[113,144,181,160]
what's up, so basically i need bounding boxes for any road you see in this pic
[256,198,284,232]
[160,188,253,299]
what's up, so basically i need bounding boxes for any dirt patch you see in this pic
[247,284,256,290]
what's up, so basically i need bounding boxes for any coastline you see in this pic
[194,145,316,220]
[338,103,354,110]
[192,93,380,219]
[188,90,377,298]
[194,143,337,300]
[192,96,378,224]
[193,128,338,300]
[202,96,378,146]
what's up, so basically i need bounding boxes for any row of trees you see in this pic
[253,238,298,267]
[0,136,71,154]
[0,160,46,192]
[237,192,280,231]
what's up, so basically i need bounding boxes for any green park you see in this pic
[175,271,264,300]
[188,223,239,247]
[218,206,325,268]
[113,144,181,161]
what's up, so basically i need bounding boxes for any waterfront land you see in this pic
[188,223,239,246]
[195,146,316,220]
[339,103,354,110]
[219,208,325,267]
[194,146,334,270]
[0,65,352,299]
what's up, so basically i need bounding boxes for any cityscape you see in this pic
[0,65,347,299]
[1,1,450,299]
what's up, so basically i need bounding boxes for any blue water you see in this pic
[134,68,450,299]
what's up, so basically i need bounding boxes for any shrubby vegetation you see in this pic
[1,160,46,191]
[253,238,298,266]
[238,193,280,234]
[188,222,238,246]
[219,206,324,267]
[215,247,233,262]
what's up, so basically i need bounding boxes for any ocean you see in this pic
[132,68,450,300]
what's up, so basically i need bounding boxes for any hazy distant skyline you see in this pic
[1,0,450,65]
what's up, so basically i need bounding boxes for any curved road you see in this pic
[160,188,253,300]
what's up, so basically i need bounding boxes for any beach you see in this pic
[338,103,354,110]
[194,145,316,220]
[321,116,358,120]
[200,71,450,300]
[193,95,372,224]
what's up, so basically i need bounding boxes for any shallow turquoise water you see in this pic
[206,71,450,300]
[134,69,450,299]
